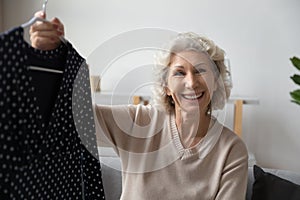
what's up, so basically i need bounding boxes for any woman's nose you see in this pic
[185,73,199,89]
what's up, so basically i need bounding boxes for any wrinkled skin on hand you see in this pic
[29,11,65,50]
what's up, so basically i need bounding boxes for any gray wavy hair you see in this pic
[152,32,232,113]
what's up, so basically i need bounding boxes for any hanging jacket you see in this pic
[0,27,105,200]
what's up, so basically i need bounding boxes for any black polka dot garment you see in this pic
[0,27,105,199]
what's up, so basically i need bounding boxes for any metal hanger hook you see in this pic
[42,0,48,15]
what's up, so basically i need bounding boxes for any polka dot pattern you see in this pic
[72,61,99,158]
[0,27,105,199]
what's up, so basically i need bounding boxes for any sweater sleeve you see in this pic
[94,104,165,155]
[215,137,249,200]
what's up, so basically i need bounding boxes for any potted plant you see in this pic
[290,56,300,105]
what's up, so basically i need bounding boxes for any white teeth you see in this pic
[183,93,203,100]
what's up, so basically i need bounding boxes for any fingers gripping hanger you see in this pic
[22,0,67,74]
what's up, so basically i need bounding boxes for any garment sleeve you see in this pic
[94,104,163,156]
[215,138,249,200]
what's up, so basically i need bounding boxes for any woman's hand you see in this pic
[29,11,65,50]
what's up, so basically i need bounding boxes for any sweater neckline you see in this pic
[169,113,223,160]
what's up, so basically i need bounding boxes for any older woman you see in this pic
[30,13,248,200]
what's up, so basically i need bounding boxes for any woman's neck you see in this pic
[175,107,211,148]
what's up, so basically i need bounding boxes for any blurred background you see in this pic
[1,0,300,172]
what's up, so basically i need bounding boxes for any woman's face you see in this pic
[166,50,217,113]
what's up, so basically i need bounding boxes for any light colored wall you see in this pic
[0,0,3,32]
[2,0,300,172]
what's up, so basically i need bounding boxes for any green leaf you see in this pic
[290,74,300,86]
[291,100,300,105]
[290,89,300,102]
[290,57,300,71]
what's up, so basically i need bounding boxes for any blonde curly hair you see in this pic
[152,32,232,113]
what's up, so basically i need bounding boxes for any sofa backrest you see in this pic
[247,167,300,200]
[101,157,122,200]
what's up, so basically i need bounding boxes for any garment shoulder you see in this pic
[219,126,245,144]
[0,26,22,39]
[218,125,248,155]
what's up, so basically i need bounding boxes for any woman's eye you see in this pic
[195,68,206,74]
[173,71,185,76]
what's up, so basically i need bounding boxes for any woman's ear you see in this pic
[164,86,171,96]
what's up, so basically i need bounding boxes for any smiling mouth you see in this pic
[182,92,204,100]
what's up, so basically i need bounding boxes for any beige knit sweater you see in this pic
[95,104,248,200]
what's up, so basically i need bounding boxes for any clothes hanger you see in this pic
[22,0,67,74]
[21,0,48,28]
